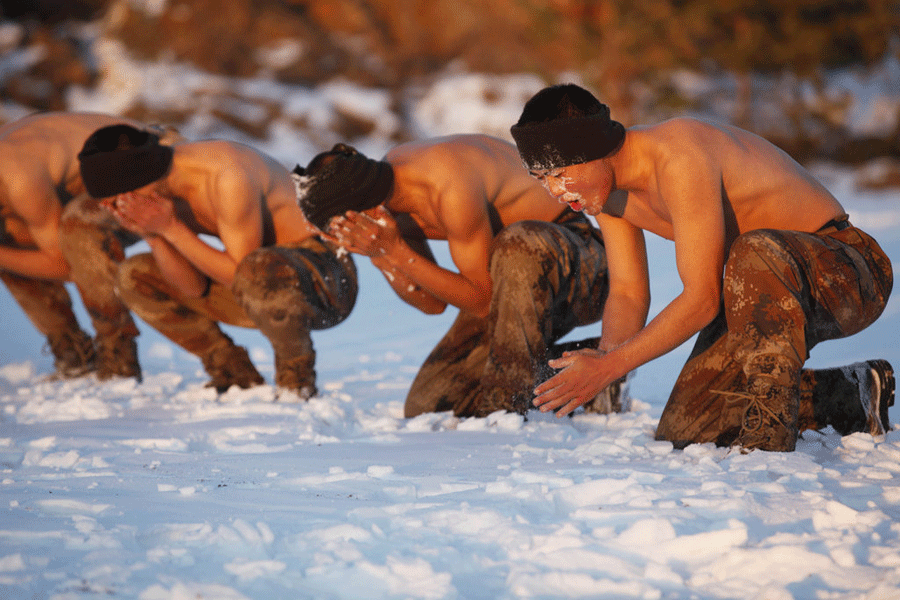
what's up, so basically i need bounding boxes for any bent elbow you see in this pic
[54,264,73,281]
[468,299,491,320]
[422,302,447,316]
[696,297,721,328]
[42,253,72,281]
[469,286,494,319]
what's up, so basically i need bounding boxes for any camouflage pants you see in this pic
[59,194,143,342]
[656,218,893,447]
[59,193,358,373]
[1,217,84,342]
[404,210,608,418]
[115,237,358,367]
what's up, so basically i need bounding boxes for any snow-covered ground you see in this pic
[2,33,900,599]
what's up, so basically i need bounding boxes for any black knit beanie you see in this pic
[78,125,174,198]
[510,105,625,171]
[292,143,394,231]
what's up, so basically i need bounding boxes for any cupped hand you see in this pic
[102,192,175,237]
[327,205,400,257]
[533,348,617,417]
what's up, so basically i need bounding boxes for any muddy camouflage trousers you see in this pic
[404,209,608,418]
[59,194,358,376]
[655,217,893,447]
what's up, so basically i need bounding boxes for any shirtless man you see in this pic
[66,124,358,397]
[292,136,616,418]
[512,83,894,452]
[0,112,158,379]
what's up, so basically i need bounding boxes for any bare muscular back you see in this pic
[163,139,312,247]
[0,112,149,204]
[621,118,844,246]
[385,134,564,240]
[0,112,149,249]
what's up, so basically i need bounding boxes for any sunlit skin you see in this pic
[304,135,565,320]
[325,205,401,257]
[0,112,151,281]
[102,189,175,238]
[100,140,318,299]
[525,117,845,417]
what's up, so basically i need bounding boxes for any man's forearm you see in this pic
[379,239,491,317]
[0,245,70,280]
[598,292,649,353]
[157,221,237,287]
[609,291,718,376]
[145,235,212,298]
[370,254,447,314]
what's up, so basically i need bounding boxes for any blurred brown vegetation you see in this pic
[2,0,899,171]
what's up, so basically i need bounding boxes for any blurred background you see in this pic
[1,0,899,184]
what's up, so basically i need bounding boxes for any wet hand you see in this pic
[327,206,400,257]
[533,349,614,417]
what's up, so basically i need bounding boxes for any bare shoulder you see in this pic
[192,139,246,161]
[391,134,513,163]
[636,118,766,178]
[187,140,277,178]
[637,117,732,150]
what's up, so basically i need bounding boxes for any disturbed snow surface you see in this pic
[2,363,900,600]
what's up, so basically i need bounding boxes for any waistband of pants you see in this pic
[817,214,851,233]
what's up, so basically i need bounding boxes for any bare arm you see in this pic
[323,207,446,314]
[531,215,652,414]
[133,170,264,293]
[104,170,263,296]
[104,193,213,297]
[596,214,651,352]
[367,211,448,314]
[534,155,725,416]
[144,234,211,297]
[0,178,70,280]
[329,191,495,318]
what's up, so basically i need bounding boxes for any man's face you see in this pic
[530,161,611,216]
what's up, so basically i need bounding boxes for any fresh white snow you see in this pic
[1,36,900,600]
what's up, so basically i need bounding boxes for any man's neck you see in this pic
[606,134,643,193]
[164,150,193,200]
